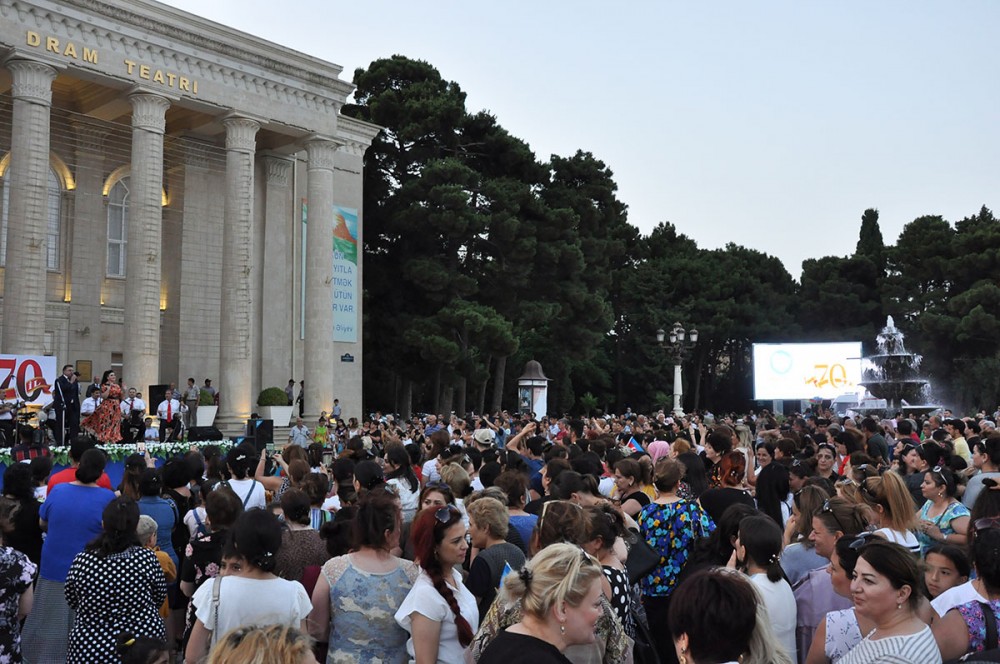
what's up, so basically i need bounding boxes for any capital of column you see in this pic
[6,59,58,106]
[305,138,341,172]
[263,155,293,186]
[129,92,171,134]
[223,116,261,154]
[338,140,369,158]
[72,121,110,153]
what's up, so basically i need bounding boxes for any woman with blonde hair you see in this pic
[207,624,317,664]
[471,500,630,664]
[856,472,920,553]
[440,461,472,526]
[477,543,605,664]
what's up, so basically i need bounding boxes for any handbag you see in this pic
[945,601,1000,663]
[625,530,660,586]
[210,574,223,646]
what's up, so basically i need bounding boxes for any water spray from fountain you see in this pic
[858,316,940,416]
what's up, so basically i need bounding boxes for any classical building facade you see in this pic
[0,0,376,432]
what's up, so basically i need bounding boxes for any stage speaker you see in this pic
[189,426,223,442]
[246,418,273,446]
[148,384,169,411]
[232,434,260,454]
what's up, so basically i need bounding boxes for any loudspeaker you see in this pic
[246,418,273,447]
[232,435,260,454]
[189,426,223,442]
[148,384,169,411]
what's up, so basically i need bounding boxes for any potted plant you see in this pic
[195,389,218,427]
[257,386,294,426]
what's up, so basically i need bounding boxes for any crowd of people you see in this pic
[5,402,1000,663]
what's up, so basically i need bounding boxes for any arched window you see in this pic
[0,168,63,270]
[107,176,129,277]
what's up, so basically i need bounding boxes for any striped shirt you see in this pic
[837,625,941,664]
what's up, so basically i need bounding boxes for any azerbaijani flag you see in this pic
[627,437,643,453]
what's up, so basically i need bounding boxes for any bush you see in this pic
[257,387,288,407]
[199,389,215,406]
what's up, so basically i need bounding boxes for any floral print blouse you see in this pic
[637,499,715,597]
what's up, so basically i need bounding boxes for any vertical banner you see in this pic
[332,206,359,343]
[0,355,57,406]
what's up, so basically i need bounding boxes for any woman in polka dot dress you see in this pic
[64,496,167,663]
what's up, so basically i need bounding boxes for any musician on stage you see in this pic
[119,386,146,444]
[0,399,16,447]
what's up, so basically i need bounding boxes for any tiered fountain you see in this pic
[858,316,939,416]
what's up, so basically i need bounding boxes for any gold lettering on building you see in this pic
[25,30,99,64]
[23,31,198,96]
[123,59,198,96]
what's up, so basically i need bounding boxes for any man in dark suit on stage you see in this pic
[51,364,81,447]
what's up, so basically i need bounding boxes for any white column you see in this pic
[672,363,684,416]
[217,116,260,432]
[124,92,170,392]
[259,155,293,392]
[1,59,58,354]
[303,139,338,420]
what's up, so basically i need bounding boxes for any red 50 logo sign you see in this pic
[0,355,56,404]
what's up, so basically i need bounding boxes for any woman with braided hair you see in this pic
[395,503,478,664]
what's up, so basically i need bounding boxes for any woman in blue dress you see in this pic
[309,489,418,663]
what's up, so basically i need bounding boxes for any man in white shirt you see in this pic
[288,418,310,447]
[80,386,102,417]
[120,387,146,443]
[157,389,185,442]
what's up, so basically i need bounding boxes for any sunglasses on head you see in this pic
[434,504,460,524]
[820,499,850,534]
[848,532,876,551]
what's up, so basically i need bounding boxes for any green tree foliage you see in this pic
[347,56,998,416]
[856,208,886,271]
[799,255,883,350]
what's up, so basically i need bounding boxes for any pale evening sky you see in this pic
[162,0,999,279]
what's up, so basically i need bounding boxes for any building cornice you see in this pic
[66,0,354,96]
[0,0,354,133]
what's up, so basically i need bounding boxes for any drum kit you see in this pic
[0,400,53,447]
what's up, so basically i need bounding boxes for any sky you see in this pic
[162,1,999,279]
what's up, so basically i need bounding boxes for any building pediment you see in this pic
[0,0,356,137]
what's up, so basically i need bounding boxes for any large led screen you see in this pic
[752,342,863,400]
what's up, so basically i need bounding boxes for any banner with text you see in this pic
[332,206,359,343]
[752,342,862,400]
[0,355,57,406]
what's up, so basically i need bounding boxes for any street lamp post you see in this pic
[656,322,699,417]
